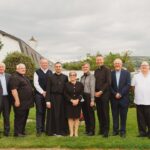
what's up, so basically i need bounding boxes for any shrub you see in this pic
[3,51,36,79]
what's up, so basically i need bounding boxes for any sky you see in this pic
[1,0,150,62]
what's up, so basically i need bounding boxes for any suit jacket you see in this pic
[0,73,11,113]
[111,69,131,107]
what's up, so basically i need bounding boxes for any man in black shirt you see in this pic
[94,55,111,137]
[9,63,34,137]
[46,62,68,136]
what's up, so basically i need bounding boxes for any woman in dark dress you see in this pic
[64,71,84,137]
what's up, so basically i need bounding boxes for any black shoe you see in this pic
[84,131,89,135]
[137,133,147,137]
[36,132,42,137]
[14,133,25,137]
[112,132,119,136]
[87,131,95,136]
[120,132,126,138]
[98,131,104,135]
[103,133,109,138]
[4,132,9,137]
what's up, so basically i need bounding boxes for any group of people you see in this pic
[0,55,150,139]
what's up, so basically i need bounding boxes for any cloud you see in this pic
[1,0,150,62]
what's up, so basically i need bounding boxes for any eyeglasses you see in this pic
[69,74,76,76]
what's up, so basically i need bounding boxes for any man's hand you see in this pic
[71,99,79,106]
[42,91,46,97]
[90,101,95,107]
[46,102,51,109]
[115,93,121,99]
[15,100,20,107]
[95,91,103,98]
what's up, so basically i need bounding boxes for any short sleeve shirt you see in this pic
[131,72,150,105]
[9,72,34,109]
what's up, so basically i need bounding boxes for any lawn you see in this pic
[0,107,149,149]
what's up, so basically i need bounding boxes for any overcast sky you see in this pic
[1,0,150,62]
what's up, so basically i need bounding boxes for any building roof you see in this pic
[0,30,54,70]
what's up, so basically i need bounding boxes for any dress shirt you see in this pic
[80,72,95,101]
[115,70,121,87]
[33,68,49,94]
[0,73,8,96]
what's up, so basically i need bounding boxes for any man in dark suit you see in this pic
[111,58,131,138]
[0,62,11,136]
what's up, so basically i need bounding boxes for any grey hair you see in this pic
[0,62,6,68]
[16,63,26,69]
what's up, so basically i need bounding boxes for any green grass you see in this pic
[0,108,150,149]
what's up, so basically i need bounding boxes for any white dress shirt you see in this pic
[33,68,49,94]
[115,70,121,87]
[0,73,8,96]
[132,72,150,105]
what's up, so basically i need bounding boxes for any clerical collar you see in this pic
[55,72,61,75]
[98,65,104,69]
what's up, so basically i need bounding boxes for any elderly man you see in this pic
[81,63,95,136]
[9,63,34,137]
[111,58,131,138]
[34,58,52,136]
[94,55,111,137]
[132,61,150,139]
[0,62,11,136]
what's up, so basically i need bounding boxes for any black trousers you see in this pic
[1,96,11,134]
[81,93,95,133]
[35,94,46,133]
[95,94,110,134]
[111,100,128,133]
[14,107,29,135]
[136,105,150,136]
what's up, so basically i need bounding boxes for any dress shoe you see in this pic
[14,133,25,137]
[87,132,95,136]
[112,132,119,136]
[120,132,126,138]
[103,133,109,138]
[137,133,147,137]
[98,131,104,135]
[84,131,89,135]
[4,133,9,137]
[36,132,42,137]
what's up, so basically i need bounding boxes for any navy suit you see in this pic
[111,69,131,134]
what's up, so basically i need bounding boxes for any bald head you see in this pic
[114,58,123,71]
[140,61,150,74]
[16,63,26,75]
[40,58,49,70]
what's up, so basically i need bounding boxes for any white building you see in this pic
[0,30,54,70]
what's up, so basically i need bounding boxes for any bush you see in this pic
[3,51,36,79]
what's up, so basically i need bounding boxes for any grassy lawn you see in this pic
[0,107,150,149]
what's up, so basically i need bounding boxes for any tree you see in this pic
[105,51,134,72]
[3,51,36,79]
[63,51,135,72]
